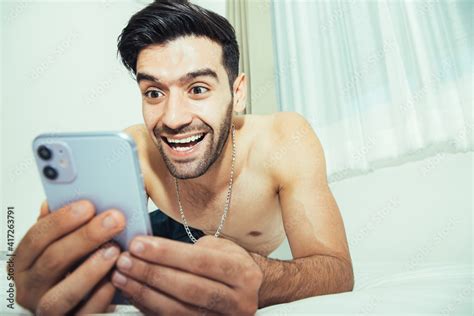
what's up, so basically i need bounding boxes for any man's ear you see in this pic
[232,73,247,113]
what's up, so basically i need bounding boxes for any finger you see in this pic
[75,279,116,314]
[35,243,120,316]
[111,271,219,316]
[115,252,236,313]
[129,236,248,287]
[195,235,238,252]
[38,200,50,220]
[14,200,96,272]
[29,209,125,287]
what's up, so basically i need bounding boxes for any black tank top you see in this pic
[149,209,205,243]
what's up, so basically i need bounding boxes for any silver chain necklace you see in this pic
[174,123,236,243]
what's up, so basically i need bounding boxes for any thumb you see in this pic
[38,200,50,221]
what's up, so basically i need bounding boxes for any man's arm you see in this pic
[254,112,354,307]
[251,251,353,307]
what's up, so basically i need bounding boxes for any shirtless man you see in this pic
[13,1,353,314]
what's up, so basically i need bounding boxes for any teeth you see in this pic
[167,133,203,144]
[173,146,193,152]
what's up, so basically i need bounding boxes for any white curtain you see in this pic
[271,0,473,182]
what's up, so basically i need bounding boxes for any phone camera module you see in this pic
[43,166,58,180]
[38,145,52,160]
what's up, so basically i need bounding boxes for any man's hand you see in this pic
[12,200,126,314]
[112,235,262,315]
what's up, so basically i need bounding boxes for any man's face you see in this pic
[136,36,234,179]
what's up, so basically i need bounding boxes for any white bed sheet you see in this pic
[257,263,473,315]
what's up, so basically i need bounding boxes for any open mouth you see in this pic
[161,133,207,153]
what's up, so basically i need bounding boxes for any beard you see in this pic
[153,100,233,180]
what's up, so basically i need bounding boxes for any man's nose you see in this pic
[161,91,193,130]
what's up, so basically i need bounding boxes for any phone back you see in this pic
[32,131,152,250]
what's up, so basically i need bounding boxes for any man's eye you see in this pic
[190,86,209,95]
[144,90,163,98]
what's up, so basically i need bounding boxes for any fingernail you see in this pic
[103,246,119,259]
[112,271,127,286]
[117,255,132,270]
[73,201,89,217]
[102,214,117,229]
[131,240,144,254]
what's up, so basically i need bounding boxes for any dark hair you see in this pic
[117,0,239,89]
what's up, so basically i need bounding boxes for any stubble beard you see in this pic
[154,100,234,180]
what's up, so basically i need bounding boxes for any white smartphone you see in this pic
[32,131,152,250]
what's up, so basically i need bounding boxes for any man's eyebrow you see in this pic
[179,68,219,83]
[136,72,159,84]
[136,68,219,85]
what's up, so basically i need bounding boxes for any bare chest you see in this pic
[147,170,286,255]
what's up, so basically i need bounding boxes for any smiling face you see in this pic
[136,36,236,179]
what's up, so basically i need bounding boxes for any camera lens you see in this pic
[43,166,58,180]
[37,145,52,160]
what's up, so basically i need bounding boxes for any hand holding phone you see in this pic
[11,131,153,312]
[13,200,125,314]
[32,131,152,249]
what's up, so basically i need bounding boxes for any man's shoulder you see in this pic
[265,112,315,151]
[270,111,311,135]
[123,124,152,150]
[263,112,324,180]
[242,112,307,137]
[122,124,155,162]
[240,112,313,156]
[241,112,314,171]
[123,124,148,140]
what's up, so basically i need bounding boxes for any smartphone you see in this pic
[32,131,152,250]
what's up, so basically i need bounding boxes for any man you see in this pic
[13,0,353,314]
